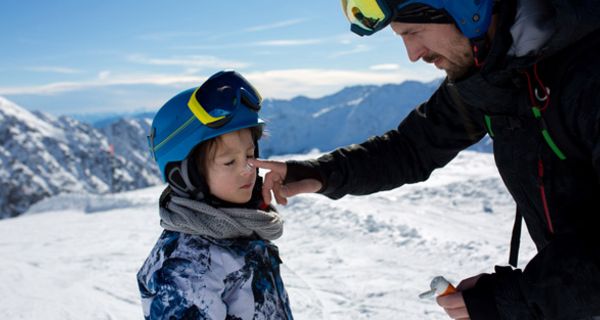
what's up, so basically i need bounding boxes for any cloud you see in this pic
[138,19,307,42]
[243,18,308,33]
[0,73,205,96]
[244,68,443,99]
[370,64,401,71]
[251,39,323,47]
[98,70,111,80]
[201,18,309,42]
[329,44,371,58]
[127,54,250,70]
[0,67,443,99]
[172,37,328,50]
[25,66,82,74]
[137,31,206,41]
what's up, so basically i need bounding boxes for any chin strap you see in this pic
[471,36,491,68]
[166,158,207,200]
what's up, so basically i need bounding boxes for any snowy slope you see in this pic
[0,151,535,319]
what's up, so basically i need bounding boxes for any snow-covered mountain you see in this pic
[0,97,161,219]
[258,80,492,155]
[83,80,491,157]
[261,81,432,155]
[0,151,533,319]
[99,117,161,181]
[1,79,493,218]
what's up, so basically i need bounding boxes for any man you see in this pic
[250,0,600,318]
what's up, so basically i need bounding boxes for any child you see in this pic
[137,70,293,320]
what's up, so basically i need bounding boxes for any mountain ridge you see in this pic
[1,80,491,218]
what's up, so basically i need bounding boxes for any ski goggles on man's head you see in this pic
[341,0,393,36]
[187,70,262,129]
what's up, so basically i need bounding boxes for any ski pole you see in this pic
[419,276,457,299]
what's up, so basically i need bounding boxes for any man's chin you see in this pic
[445,66,475,82]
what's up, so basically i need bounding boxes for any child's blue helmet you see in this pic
[148,70,265,183]
[341,0,495,39]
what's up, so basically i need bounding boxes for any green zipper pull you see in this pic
[532,107,567,160]
[484,114,495,137]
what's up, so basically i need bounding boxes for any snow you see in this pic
[0,97,66,141]
[0,151,536,319]
[0,97,162,218]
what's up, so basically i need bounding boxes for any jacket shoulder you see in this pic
[540,29,600,158]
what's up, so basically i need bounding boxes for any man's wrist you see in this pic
[284,160,325,192]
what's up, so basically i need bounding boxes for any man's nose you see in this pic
[403,37,427,62]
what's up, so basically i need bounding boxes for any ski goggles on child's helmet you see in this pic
[148,70,265,181]
[341,0,494,39]
[187,70,262,128]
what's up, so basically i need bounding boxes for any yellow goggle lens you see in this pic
[342,0,386,31]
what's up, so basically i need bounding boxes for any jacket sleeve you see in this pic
[141,256,227,320]
[464,234,600,319]
[464,75,600,320]
[286,80,487,199]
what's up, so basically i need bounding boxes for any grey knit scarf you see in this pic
[159,195,283,240]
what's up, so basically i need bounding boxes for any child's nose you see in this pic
[241,161,253,175]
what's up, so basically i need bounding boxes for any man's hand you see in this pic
[436,274,484,320]
[437,292,469,320]
[248,158,322,205]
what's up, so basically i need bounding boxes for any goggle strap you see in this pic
[205,116,233,128]
[240,87,261,111]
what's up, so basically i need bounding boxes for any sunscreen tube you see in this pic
[419,276,457,299]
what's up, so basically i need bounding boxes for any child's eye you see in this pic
[224,160,235,166]
[246,154,255,159]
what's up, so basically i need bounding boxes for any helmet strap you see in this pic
[166,158,206,200]
[166,165,191,196]
[182,158,207,200]
[471,36,491,68]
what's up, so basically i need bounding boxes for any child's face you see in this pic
[205,129,257,204]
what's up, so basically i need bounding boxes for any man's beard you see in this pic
[445,63,473,81]
[424,53,473,81]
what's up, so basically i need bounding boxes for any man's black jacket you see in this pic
[285,0,600,318]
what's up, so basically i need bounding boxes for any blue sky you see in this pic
[0,0,443,115]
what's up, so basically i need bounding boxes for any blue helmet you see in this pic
[341,0,495,39]
[148,70,265,182]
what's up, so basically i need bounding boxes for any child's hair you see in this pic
[192,126,264,179]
